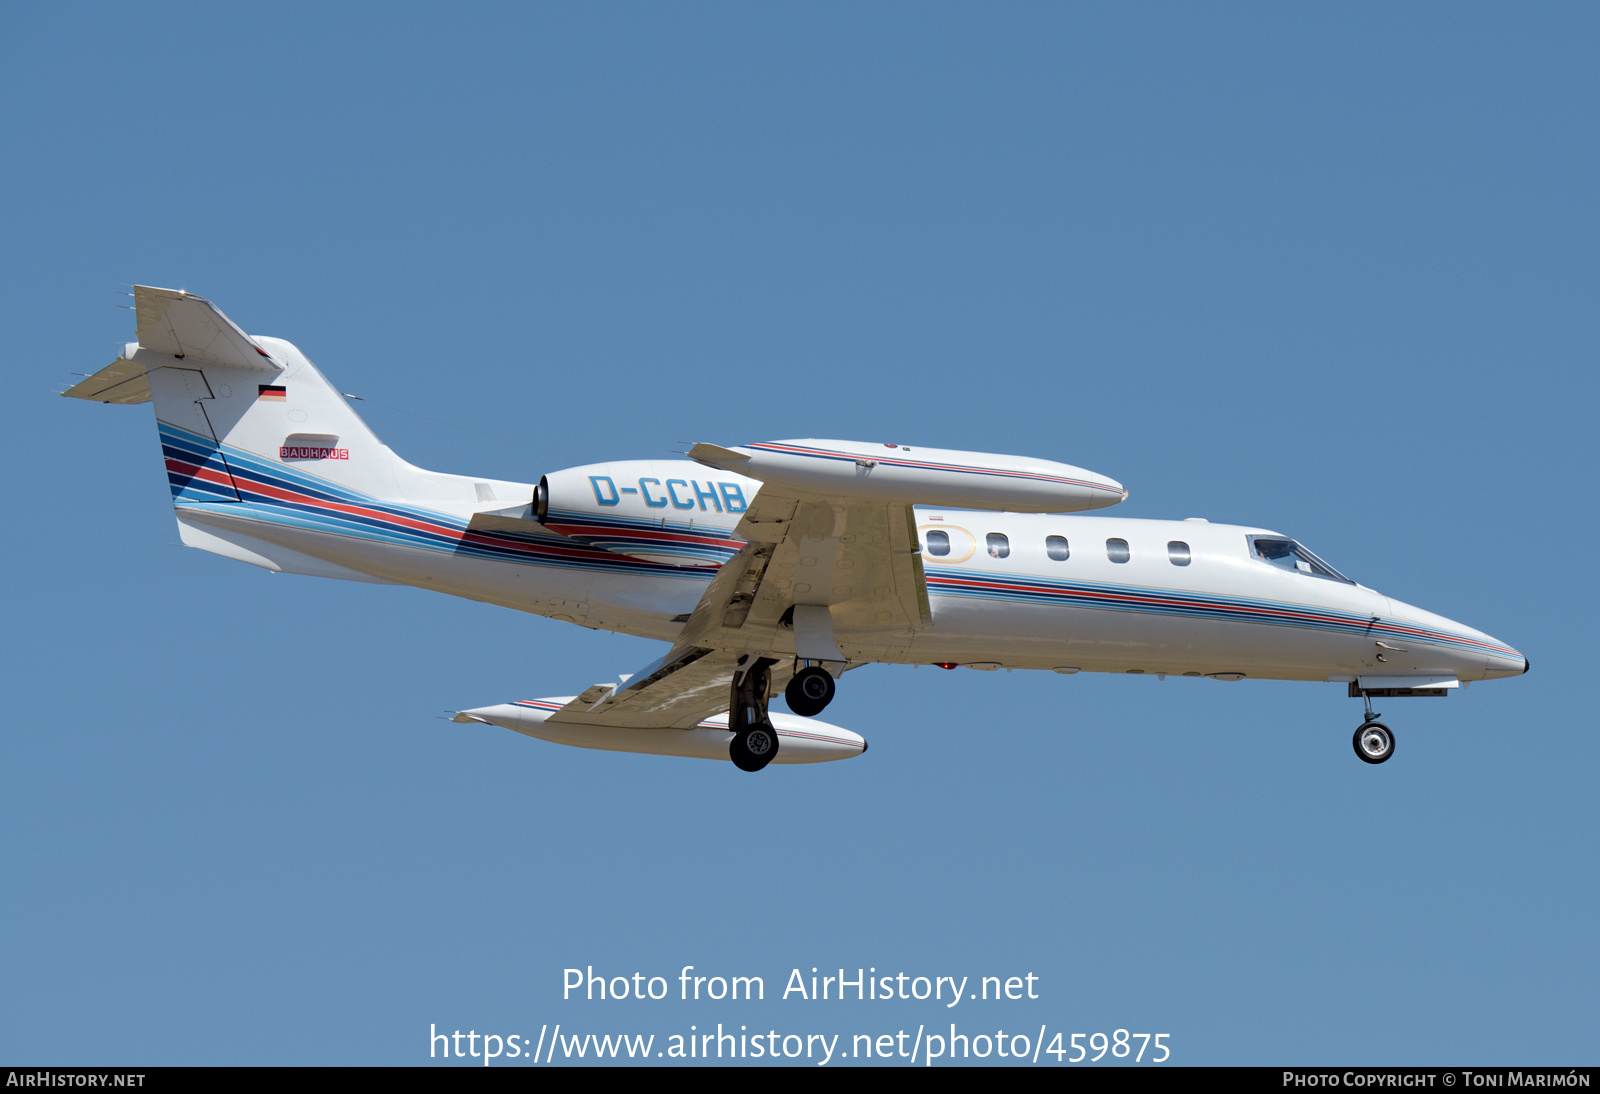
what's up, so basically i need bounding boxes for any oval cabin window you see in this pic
[1045,535,1069,561]
[925,530,951,557]
[986,533,1010,559]
[1106,538,1130,563]
[1168,540,1191,566]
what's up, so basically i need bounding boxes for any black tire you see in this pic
[1353,721,1395,764]
[785,666,836,717]
[730,726,780,772]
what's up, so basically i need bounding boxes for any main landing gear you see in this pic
[785,665,836,717]
[1352,690,1395,765]
[729,655,780,772]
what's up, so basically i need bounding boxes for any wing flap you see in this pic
[731,489,931,642]
[548,647,738,729]
[546,641,797,730]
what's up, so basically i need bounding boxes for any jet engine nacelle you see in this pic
[535,459,763,567]
[688,438,1127,512]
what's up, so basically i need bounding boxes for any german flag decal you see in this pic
[258,385,286,401]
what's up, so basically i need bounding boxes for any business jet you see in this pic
[65,287,1527,770]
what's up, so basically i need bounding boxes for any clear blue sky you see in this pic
[2,2,1594,1066]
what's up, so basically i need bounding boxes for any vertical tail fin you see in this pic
[66,286,534,579]
[65,286,406,504]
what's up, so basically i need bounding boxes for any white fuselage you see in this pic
[120,327,1520,687]
[184,485,1524,686]
[906,512,1520,683]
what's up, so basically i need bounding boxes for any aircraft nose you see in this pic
[1382,597,1525,681]
[1479,636,1527,680]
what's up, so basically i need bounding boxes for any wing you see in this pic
[527,432,1115,722]
[539,642,797,729]
[676,434,1128,663]
[673,450,933,662]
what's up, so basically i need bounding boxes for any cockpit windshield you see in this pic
[1247,536,1353,584]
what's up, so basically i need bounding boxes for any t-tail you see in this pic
[63,285,536,584]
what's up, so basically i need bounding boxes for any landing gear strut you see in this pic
[785,664,836,717]
[729,655,780,772]
[1352,690,1395,764]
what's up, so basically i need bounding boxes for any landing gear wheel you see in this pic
[728,655,780,772]
[785,666,836,716]
[1353,721,1395,764]
[730,726,779,772]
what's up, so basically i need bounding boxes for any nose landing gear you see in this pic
[1353,721,1395,764]
[1352,689,1395,764]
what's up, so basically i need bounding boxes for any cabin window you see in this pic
[1247,536,1352,583]
[1168,540,1191,566]
[925,530,950,557]
[986,533,1010,559]
[1106,538,1130,563]
[1045,535,1069,561]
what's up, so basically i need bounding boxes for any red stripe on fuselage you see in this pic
[165,458,236,489]
[543,521,741,550]
[230,469,685,568]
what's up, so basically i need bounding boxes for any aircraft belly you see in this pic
[169,496,1508,683]
[176,504,702,641]
[917,590,1382,681]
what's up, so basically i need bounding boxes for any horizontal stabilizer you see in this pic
[134,285,277,370]
[61,355,151,404]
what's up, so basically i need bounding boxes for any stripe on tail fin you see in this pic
[145,367,242,502]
